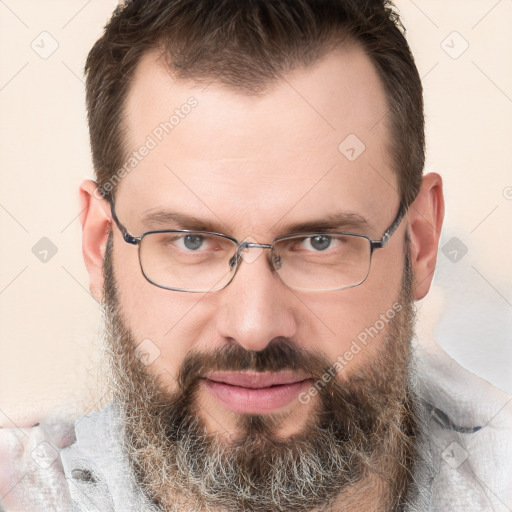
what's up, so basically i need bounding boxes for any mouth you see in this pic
[202,371,312,414]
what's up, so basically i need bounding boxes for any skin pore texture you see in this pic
[80,42,444,511]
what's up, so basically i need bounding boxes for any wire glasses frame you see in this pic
[108,198,407,293]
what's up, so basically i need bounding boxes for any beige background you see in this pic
[1,0,511,424]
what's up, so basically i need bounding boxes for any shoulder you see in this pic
[0,413,76,511]
[413,342,512,511]
[414,341,512,433]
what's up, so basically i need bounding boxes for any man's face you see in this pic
[102,44,418,511]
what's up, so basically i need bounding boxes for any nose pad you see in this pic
[272,254,282,270]
[229,253,240,270]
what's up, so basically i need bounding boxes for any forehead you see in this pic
[117,44,397,237]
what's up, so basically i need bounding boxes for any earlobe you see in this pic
[407,173,445,300]
[79,180,112,303]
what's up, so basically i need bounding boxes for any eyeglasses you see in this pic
[109,200,406,293]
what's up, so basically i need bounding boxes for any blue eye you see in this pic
[183,234,204,251]
[308,235,331,251]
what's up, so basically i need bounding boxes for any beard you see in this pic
[101,233,425,512]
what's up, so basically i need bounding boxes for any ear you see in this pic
[79,180,112,302]
[407,172,445,300]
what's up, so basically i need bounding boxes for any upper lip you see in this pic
[204,371,310,389]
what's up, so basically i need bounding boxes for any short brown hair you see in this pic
[85,0,424,208]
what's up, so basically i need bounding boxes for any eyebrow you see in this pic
[283,212,371,234]
[140,209,372,235]
[141,210,226,233]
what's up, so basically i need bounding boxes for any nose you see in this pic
[215,247,298,352]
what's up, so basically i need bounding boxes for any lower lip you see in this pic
[203,379,310,414]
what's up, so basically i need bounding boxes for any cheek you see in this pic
[112,237,213,385]
[300,247,405,369]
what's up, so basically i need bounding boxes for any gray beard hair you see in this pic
[101,235,424,512]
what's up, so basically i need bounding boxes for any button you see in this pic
[71,468,97,484]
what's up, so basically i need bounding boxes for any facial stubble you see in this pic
[102,234,422,512]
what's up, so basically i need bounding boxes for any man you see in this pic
[1,0,510,511]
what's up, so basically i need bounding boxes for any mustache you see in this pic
[174,337,332,393]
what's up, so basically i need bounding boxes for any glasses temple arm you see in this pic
[372,202,408,249]
[107,198,140,245]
